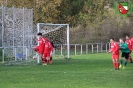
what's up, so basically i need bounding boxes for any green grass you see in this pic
[0,53,133,88]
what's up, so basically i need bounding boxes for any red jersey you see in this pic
[44,41,52,54]
[42,37,49,43]
[35,37,45,54]
[130,38,133,50]
[126,39,132,50]
[109,42,119,55]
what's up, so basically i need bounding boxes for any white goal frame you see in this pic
[37,23,70,63]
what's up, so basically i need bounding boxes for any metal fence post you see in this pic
[15,48,17,61]
[22,7,25,57]
[86,44,88,54]
[2,5,4,63]
[97,44,98,53]
[12,6,15,57]
[81,44,82,54]
[61,45,63,56]
[106,43,108,52]
[75,44,76,55]
[30,9,33,48]
[2,48,4,63]
[101,43,103,53]
[26,47,28,60]
[109,43,110,50]
[92,44,94,53]
[67,24,70,58]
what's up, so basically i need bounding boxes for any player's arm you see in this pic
[107,46,112,54]
[119,44,124,49]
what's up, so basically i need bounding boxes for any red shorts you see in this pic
[33,47,39,52]
[43,53,50,58]
[34,47,43,55]
[112,54,119,59]
[39,49,44,55]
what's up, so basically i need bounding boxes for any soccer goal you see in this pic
[36,23,70,63]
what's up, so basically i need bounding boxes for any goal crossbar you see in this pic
[41,25,65,34]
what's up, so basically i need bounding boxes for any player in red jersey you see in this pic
[108,38,120,70]
[131,37,133,50]
[43,40,53,65]
[33,33,45,63]
[126,35,133,63]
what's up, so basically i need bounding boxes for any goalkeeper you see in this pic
[119,38,130,69]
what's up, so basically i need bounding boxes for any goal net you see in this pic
[36,23,70,63]
[0,5,35,66]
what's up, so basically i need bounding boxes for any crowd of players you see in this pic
[33,33,54,65]
[33,32,133,69]
[108,35,133,70]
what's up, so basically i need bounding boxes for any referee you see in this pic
[119,38,130,69]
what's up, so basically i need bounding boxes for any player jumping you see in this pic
[126,35,133,63]
[33,33,45,64]
[119,38,130,69]
[108,38,119,70]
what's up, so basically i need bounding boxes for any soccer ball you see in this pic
[33,55,37,59]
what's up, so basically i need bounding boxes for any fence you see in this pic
[54,43,110,56]
[0,5,33,63]
[0,5,110,63]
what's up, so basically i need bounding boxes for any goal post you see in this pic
[36,23,70,63]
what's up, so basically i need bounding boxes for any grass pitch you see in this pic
[0,53,133,88]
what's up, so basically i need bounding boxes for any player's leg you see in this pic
[119,52,124,68]
[39,49,44,64]
[112,55,116,69]
[115,59,119,70]
[119,57,124,68]
[49,51,53,64]
[33,46,39,54]
[116,54,120,69]
[49,57,52,64]
[42,53,48,65]
[43,53,50,65]
[123,52,129,69]
[112,54,119,70]
[46,53,50,62]
[112,56,117,70]
[112,59,117,70]
[41,54,45,65]
[123,59,128,69]
[44,59,48,65]
[128,50,133,63]
[115,55,119,70]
